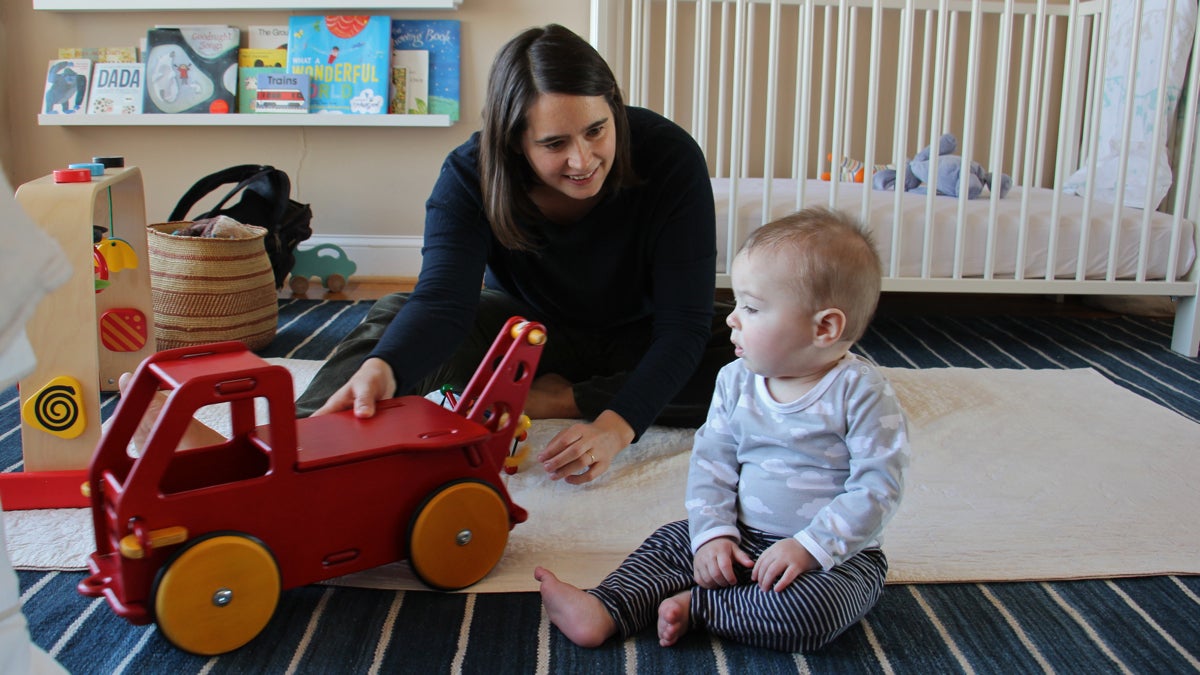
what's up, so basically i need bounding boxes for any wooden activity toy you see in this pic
[3,165,154,509]
[78,317,546,655]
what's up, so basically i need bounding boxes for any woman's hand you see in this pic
[311,357,397,418]
[537,410,634,485]
[751,538,819,592]
[693,537,754,589]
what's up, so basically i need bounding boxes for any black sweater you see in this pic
[369,107,716,437]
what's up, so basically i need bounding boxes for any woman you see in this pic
[296,24,732,484]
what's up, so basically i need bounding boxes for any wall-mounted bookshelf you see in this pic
[38,113,454,127]
[37,4,462,127]
[36,3,458,123]
[34,0,460,9]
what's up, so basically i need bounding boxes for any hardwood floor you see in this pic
[280,276,1177,319]
[278,276,416,302]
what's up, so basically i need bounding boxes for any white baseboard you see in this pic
[297,234,423,279]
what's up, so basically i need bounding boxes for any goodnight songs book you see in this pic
[143,25,239,114]
[287,15,390,114]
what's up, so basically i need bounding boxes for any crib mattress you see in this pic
[713,178,1197,281]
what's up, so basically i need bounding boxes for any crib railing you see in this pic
[590,1,1200,276]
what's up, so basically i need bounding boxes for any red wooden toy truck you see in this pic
[78,317,545,655]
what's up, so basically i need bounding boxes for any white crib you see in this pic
[589,0,1200,356]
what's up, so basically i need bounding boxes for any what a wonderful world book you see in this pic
[287,15,390,114]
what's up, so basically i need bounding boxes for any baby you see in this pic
[536,207,910,652]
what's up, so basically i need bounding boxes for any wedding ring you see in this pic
[585,450,596,466]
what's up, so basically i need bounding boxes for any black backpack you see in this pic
[169,164,314,288]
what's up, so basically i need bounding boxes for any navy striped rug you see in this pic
[9,299,1200,674]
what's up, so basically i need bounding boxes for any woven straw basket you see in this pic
[147,222,278,351]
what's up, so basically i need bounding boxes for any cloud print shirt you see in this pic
[686,355,910,570]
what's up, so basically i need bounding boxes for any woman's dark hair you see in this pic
[479,24,636,250]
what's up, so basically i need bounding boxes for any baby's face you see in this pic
[726,250,820,379]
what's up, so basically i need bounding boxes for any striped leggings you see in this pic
[587,520,888,653]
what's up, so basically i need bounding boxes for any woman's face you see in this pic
[520,92,616,202]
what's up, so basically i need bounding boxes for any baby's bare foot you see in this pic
[534,566,616,648]
[657,590,692,647]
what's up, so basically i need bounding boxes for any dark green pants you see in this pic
[295,289,734,428]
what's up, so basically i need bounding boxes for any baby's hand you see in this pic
[693,537,754,589]
[751,538,819,592]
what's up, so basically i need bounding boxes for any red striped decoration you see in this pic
[99,308,148,352]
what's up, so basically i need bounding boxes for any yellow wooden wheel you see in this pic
[152,533,281,655]
[408,480,510,590]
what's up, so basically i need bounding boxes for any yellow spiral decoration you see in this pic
[21,375,86,439]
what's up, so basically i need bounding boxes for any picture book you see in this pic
[58,47,138,63]
[143,25,239,114]
[239,48,287,68]
[388,49,428,114]
[287,15,390,115]
[390,20,460,121]
[248,25,290,50]
[236,48,287,112]
[237,65,285,113]
[255,72,310,113]
[43,58,90,115]
[87,62,144,115]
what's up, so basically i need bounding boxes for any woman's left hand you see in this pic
[537,410,634,484]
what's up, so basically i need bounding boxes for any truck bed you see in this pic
[282,396,491,470]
